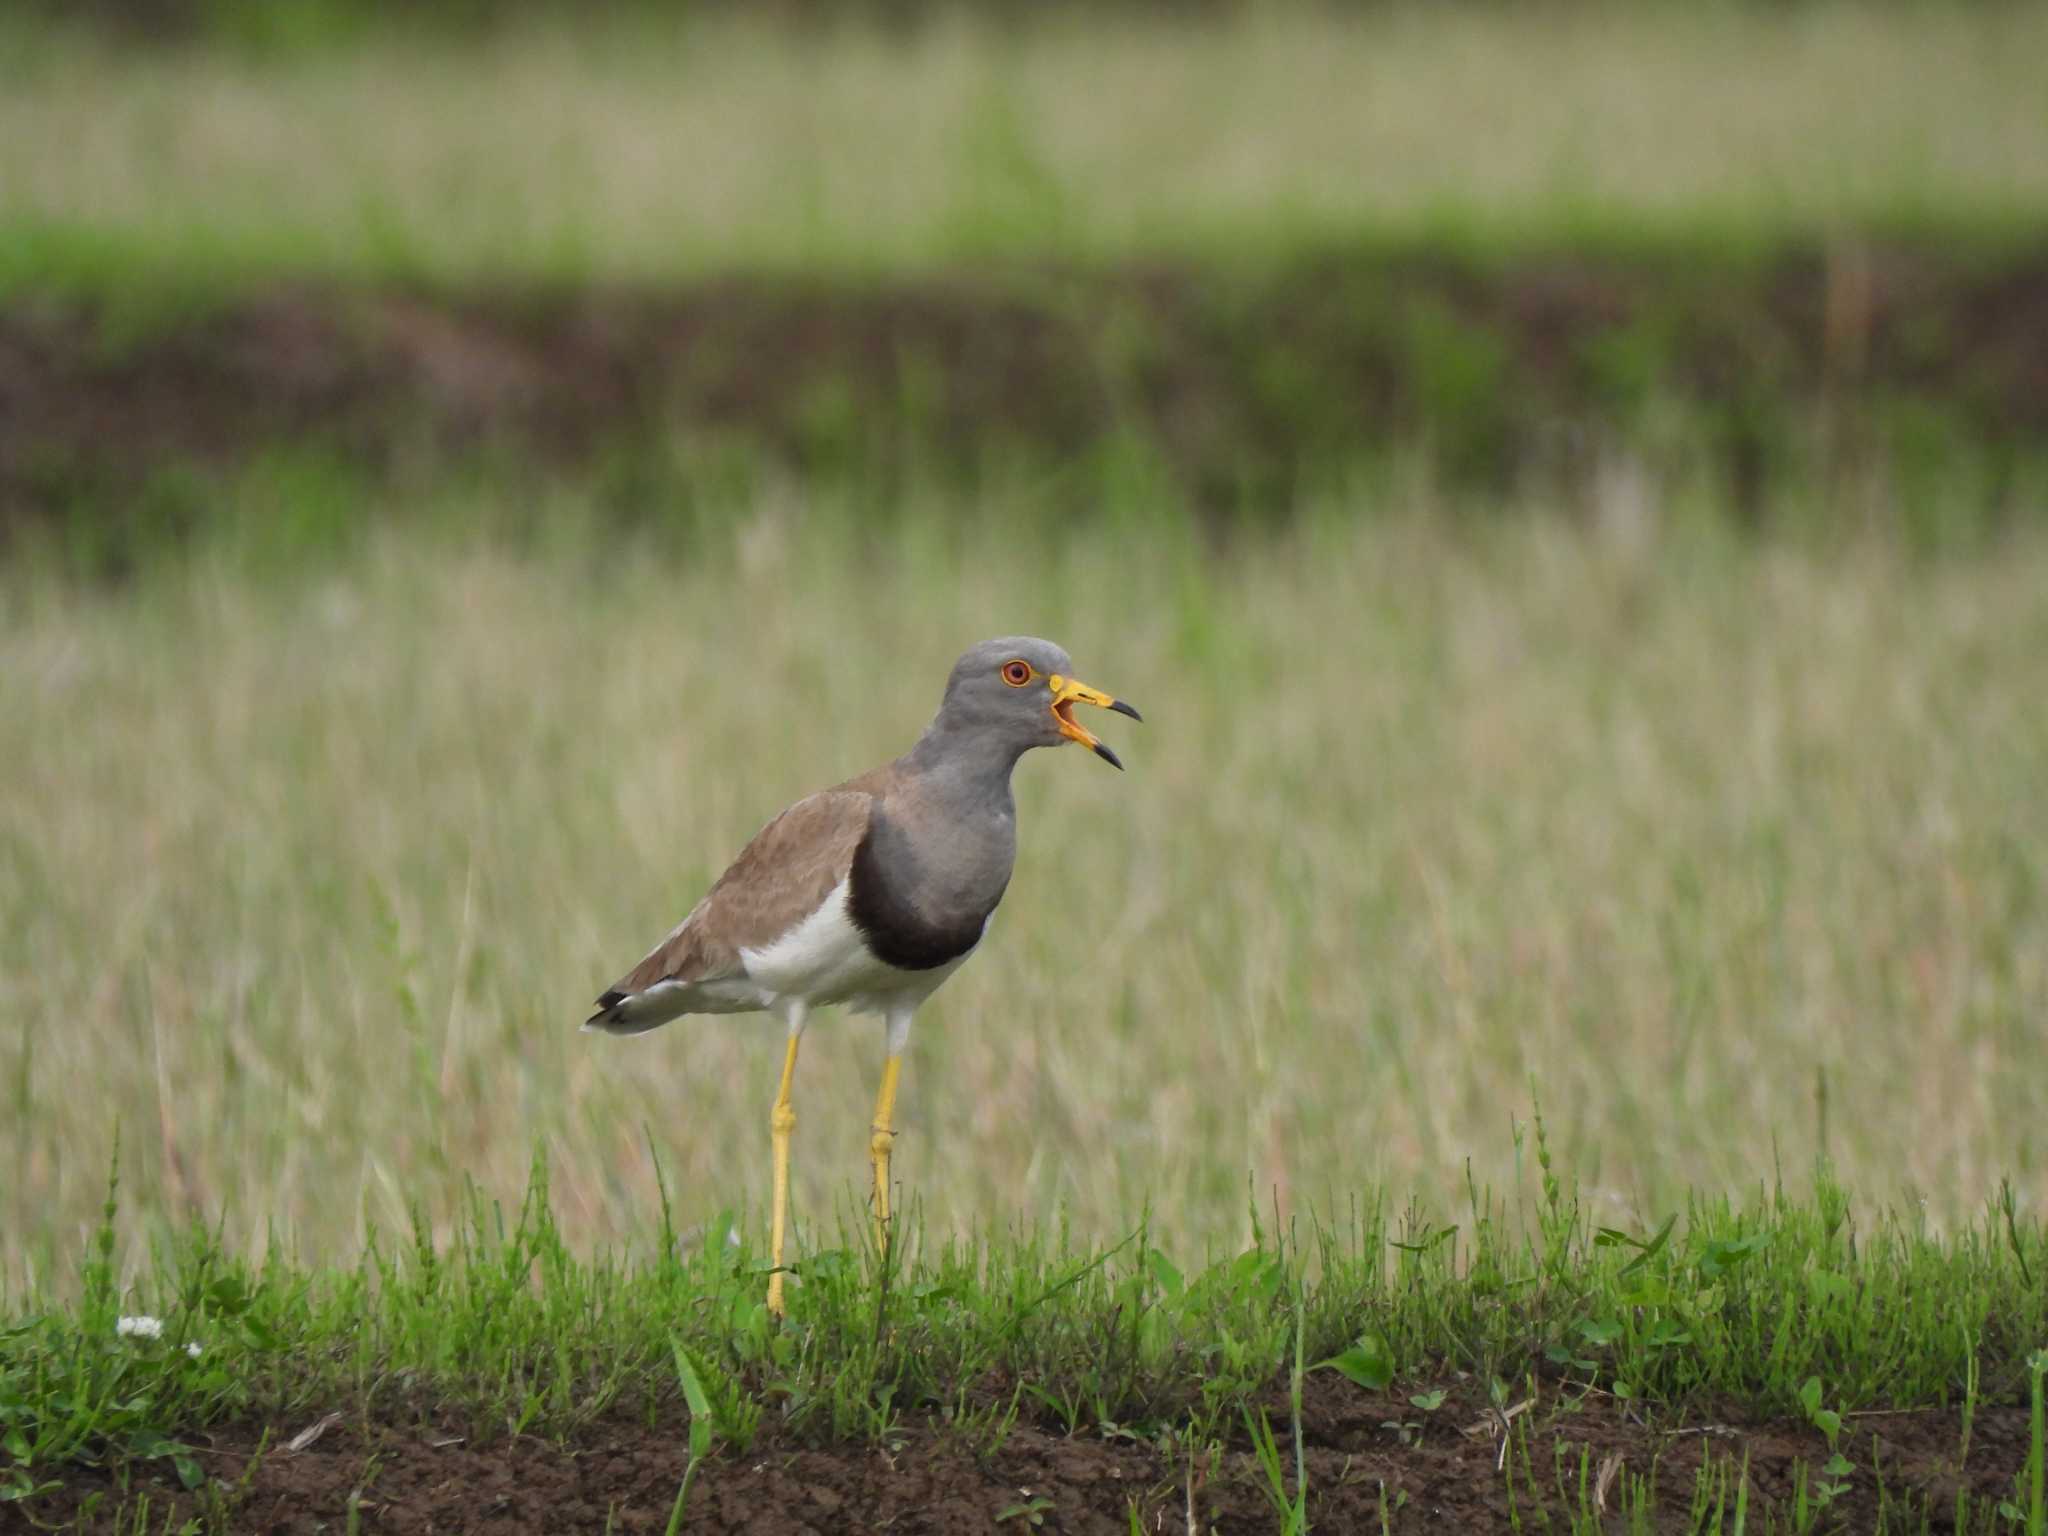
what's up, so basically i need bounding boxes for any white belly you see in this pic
[740,877,974,1014]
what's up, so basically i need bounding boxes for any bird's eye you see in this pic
[1001,660,1033,687]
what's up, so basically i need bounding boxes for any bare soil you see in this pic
[6,1380,2032,1534]
[5,244,2045,537]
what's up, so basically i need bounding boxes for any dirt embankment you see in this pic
[6,1379,2032,1534]
[5,244,2046,534]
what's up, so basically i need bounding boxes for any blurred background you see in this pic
[3,0,2045,1274]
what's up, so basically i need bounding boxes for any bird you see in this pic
[583,637,1140,1316]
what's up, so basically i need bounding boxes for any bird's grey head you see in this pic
[929,636,1143,770]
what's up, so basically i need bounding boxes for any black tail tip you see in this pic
[582,989,628,1029]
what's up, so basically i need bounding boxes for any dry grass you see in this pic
[3,493,2045,1273]
[5,3,2047,289]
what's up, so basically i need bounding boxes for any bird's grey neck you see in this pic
[903,715,1026,808]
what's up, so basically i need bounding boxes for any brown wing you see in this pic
[596,779,885,1007]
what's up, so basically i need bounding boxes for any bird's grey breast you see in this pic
[847,797,1015,971]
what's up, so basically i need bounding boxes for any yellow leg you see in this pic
[766,1031,802,1317]
[868,1052,903,1250]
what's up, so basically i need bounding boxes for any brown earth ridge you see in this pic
[3,1379,2035,1535]
[5,243,2046,535]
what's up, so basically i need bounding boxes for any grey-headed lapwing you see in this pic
[585,637,1140,1315]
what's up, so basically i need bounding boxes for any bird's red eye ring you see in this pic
[1001,660,1033,687]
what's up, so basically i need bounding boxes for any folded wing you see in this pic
[583,786,881,1032]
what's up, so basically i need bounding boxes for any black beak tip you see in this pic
[1092,740,1125,770]
[1109,699,1143,723]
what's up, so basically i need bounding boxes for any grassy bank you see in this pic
[11,244,2048,555]
[5,506,2047,1275]
[3,1159,2046,1528]
[5,4,2046,298]
[4,1163,2048,1531]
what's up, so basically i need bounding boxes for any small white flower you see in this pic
[116,1315,165,1340]
[186,1341,203,1358]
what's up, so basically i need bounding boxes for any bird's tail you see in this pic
[581,985,680,1036]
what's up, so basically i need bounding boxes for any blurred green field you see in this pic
[5,496,2045,1274]
[5,2,2047,297]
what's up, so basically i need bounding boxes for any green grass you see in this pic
[3,3,2046,300]
[3,1147,2045,1523]
[3,489,2047,1274]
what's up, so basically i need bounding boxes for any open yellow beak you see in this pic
[1047,674,1143,769]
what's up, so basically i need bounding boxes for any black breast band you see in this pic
[847,829,991,971]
